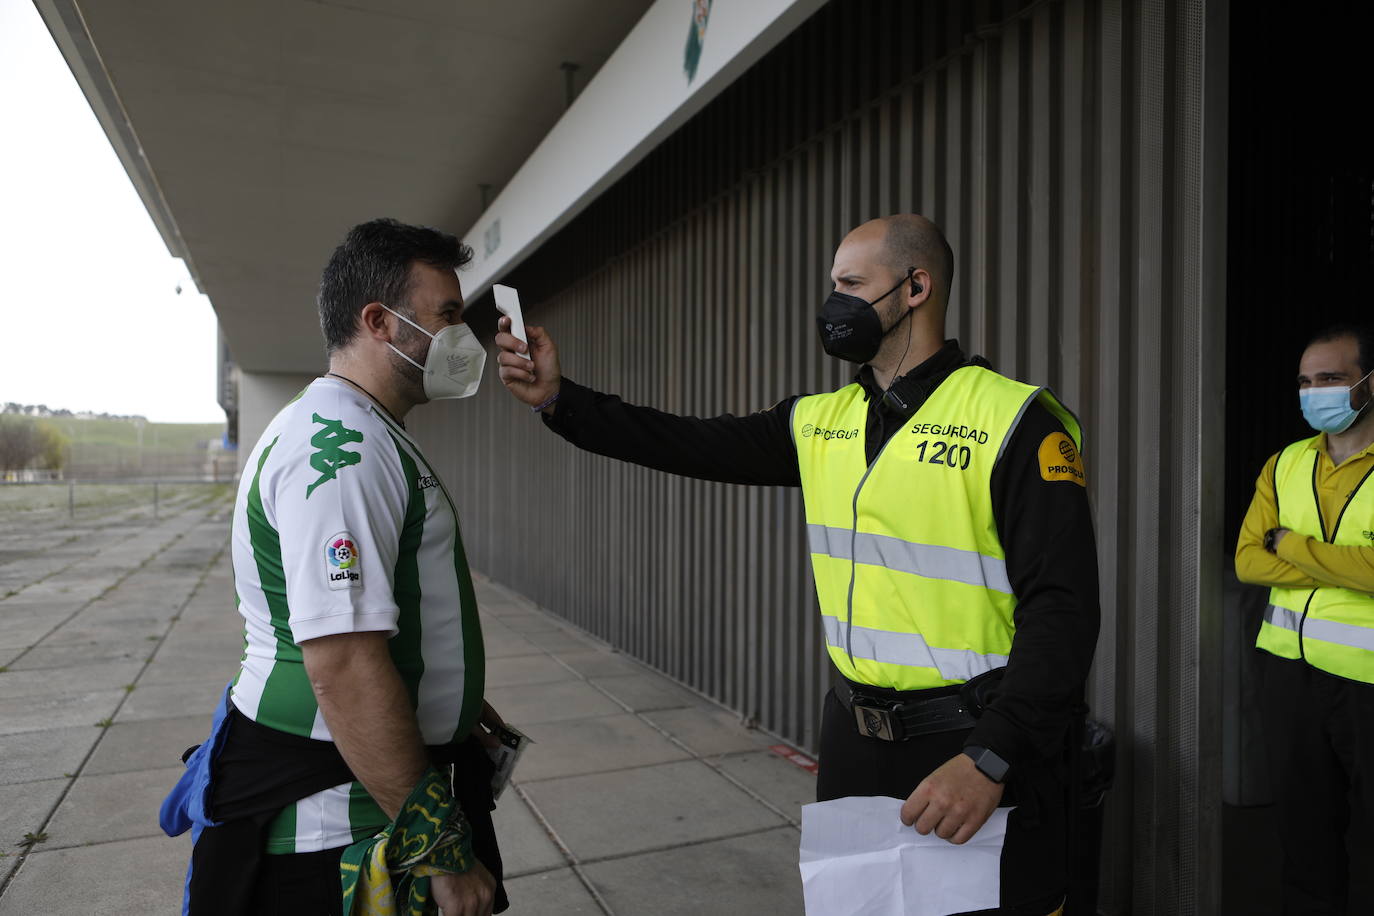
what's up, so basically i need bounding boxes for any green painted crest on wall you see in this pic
[683,0,713,83]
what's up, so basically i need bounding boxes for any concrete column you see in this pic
[237,370,319,474]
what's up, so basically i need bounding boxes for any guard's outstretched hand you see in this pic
[494,316,562,413]
[899,752,1005,845]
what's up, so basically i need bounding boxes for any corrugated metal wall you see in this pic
[414,1,1226,911]
[1223,0,1374,536]
[1216,3,1372,908]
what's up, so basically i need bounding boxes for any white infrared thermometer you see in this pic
[492,284,531,362]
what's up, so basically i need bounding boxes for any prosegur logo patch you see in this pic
[1039,432,1086,487]
[325,533,362,589]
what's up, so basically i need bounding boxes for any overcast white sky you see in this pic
[0,0,223,424]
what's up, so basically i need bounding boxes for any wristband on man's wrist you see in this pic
[531,390,561,413]
[1264,527,1280,553]
[962,745,1010,784]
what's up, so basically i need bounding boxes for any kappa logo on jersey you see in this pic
[325,533,362,589]
[306,414,364,498]
[1039,431,1086,487]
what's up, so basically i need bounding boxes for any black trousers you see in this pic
[1261,652,1374,916]
[817,688,1067,916]
[248,846,348,914]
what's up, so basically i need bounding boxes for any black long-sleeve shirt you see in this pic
[542,340,1100,769]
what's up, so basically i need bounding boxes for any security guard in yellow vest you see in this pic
[1236,323,1374,915]
[495,215,1100,915]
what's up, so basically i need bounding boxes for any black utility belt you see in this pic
[835,678,980,742]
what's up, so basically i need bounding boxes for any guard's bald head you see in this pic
[873,214,954,305]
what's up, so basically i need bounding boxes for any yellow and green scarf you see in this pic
[340,767,474,916]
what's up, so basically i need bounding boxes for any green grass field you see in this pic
[49,417,224,453]
[37,416,228,478]
[0,481,232,517]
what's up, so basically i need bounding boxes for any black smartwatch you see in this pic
[1263,527,1280,554]
[963,745,1010,784]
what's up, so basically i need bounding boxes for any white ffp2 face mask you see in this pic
[380,304,486,400]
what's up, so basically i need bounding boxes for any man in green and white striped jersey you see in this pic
[183,219,505,915]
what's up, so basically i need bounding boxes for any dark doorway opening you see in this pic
[1222,2,1374,913]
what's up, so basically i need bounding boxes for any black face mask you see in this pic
[815,271,914,363]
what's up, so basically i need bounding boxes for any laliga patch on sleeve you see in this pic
[1038,432,1086,487]
[324,532,363,590]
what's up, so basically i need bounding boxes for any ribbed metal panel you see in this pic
[411,1,1223,910]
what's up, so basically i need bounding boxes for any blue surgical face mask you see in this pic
[1299,369,1374,434]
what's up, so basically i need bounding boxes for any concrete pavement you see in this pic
[0,489,810,914]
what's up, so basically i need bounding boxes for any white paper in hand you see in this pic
[799,796,1010,916]
[492,284,531,362]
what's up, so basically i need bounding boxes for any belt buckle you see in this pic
[854,703,902,741]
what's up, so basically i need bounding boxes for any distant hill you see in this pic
[3,402,150,422]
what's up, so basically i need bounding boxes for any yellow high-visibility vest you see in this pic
[791,365,1082,690]
[1260,437,1374,683]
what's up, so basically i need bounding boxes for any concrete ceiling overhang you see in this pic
[37,0,654,374]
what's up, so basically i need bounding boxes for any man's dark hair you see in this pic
[881,214,955,304]
[1308,322,1374,375]
[318,218,473,354]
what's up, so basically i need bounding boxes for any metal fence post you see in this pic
[154,482,159,519]
[68,481,74,519]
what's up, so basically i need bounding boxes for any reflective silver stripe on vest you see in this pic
[1264,604,1374,652]
[820,615,1009,682]
[1301,616,1374,653]
[1263,604,1302,633]
[808,525,1013,594]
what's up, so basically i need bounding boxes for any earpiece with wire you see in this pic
[881,267,920,413]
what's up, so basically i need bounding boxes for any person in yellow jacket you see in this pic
[495,215,1099,915]
[1236,322,1374,915]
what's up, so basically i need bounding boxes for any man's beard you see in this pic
[873,296,913,361]
[389,324,429,399]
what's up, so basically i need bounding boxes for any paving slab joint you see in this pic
[510,783,616,916]
[0,498,228,672]
[489,581,808,830]
[626,716,803,830]
[0,532,230,901]
[572,822,798,869]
